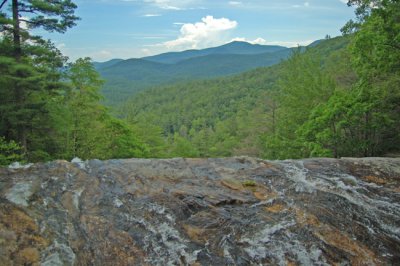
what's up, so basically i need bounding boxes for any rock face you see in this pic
[0,157,399,265]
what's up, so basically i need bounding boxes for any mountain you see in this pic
[142,41,288,64]
[97,41,298,106]
[93,58,124,70]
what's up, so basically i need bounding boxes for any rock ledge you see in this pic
[0,157,399,265]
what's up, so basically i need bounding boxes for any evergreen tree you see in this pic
[264,49,336,159]
[0,0,78,153]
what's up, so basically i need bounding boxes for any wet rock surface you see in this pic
[0,157,399,265]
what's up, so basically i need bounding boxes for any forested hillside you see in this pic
[96,42,294,106]
[118,37,351,157]
[118,0,400,159]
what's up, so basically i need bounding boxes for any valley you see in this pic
[95,41,296,106]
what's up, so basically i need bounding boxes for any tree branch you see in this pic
[19,8,36,13]
[19,18,36,25]
[0,0,8,10]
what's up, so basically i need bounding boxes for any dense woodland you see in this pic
[0,0,399,165]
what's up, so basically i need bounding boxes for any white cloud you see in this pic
[56,43,66,50]
[141,48,152,56]
[157,16,238,51]
[292,2,310,8]
[229,37,314,47]
[229,1,242,6]
[142,13,161,17]
[90,50,113,61]
[231,37,268,45]
[143,0,198,10]
[339,0,348,3]
[265,40,314,47]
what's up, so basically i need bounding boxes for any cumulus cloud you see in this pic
[231,37,268,45]
[158,16,238,51]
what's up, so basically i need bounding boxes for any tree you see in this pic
[49,57,149,160]
[0,136,23,166]
[296,0,400,158]
[0,0,78,152]
[0,34,69,160]
[63,58,106,159]
[347,0,400,155]
[264,49,336,159]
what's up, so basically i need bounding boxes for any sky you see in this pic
[41,0,355,62]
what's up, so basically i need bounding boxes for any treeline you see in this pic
[120,0,400,159]
[0,0,147,165]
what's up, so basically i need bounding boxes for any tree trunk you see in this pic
[12,0,27,153]
[364,112,370,157]
[12,0,21,59]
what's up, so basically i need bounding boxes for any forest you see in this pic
[0,0,399,165]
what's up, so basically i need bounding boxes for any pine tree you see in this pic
[0,0,78,154]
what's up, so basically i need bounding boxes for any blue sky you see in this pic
[43,0,355,61]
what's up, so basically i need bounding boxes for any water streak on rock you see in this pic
[0,157,399,265]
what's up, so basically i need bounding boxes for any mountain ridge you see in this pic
[94,41,290,68]
[96,40,310,106]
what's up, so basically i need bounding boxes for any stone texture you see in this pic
[0,157,399,265]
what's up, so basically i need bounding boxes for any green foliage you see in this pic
[49,57,148,160]
[242,180,256,187]
[0,1,148,163]
[119,65,281,158]
[298,85,398,157]
[0,0,79,158]
[0,0,79,35]
[295,0,400,158]
[264,49,337,159]
[0,136,23,166]
[103,118,149,159]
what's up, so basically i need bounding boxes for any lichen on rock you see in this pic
[0,157,399,265]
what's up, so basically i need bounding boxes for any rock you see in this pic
[0,157,399,265]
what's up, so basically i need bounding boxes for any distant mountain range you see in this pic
[95,41,318,106]
[141,41,288,64]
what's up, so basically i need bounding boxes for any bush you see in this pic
[0,137,24,166]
